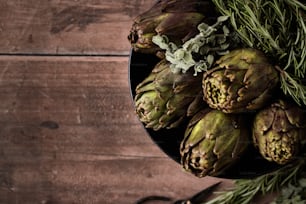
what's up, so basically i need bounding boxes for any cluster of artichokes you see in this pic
[129,0,306,178]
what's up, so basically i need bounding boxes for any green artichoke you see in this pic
[180,109,250,177]
[128,0,217,56]
[202,48,279,113]
[253,99,306,165]
[134,59,205,131]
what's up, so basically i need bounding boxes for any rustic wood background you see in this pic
[0,1,276,203]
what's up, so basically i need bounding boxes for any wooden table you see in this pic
[0,1,278,203]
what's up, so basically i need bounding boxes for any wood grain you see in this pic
[0,1,276,203]
[0,0,153,55]
[0,56,231,204]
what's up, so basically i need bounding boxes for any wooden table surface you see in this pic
[0,1,277,203]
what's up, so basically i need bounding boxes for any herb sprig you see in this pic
[152,16,237,75]
[204,159,305,204]
[212,0,306,106]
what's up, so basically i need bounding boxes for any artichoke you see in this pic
[134,59,205,131]
[202,48,279,113]
[128,0,218,56]
[180,109,250,177]
[253,99,306,165]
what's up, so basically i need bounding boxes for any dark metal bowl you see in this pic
[128,50,281,179]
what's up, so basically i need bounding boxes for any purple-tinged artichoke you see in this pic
[128,0,218,56]
[202,48,279,113]
[253,99,306,165]
[134,59,205,131]
[180,108,250,177]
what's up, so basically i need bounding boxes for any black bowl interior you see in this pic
[128,50,282,179]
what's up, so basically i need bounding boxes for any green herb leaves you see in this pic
[212,0,306,106]
[152,16,235,75]
[204,159,305,204]
[271,178,306,204]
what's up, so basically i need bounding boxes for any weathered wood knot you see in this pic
[40,121,60,129]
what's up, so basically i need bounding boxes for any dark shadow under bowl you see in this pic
[128,50,282,179]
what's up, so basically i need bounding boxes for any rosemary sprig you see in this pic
[279,70,306,106]
[212,0,306,106]
[204,159,306,204]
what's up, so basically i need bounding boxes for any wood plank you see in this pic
[0,0,153,55]
[0,56,161,157]
[0,158,232,204]
[0,56,231,203]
